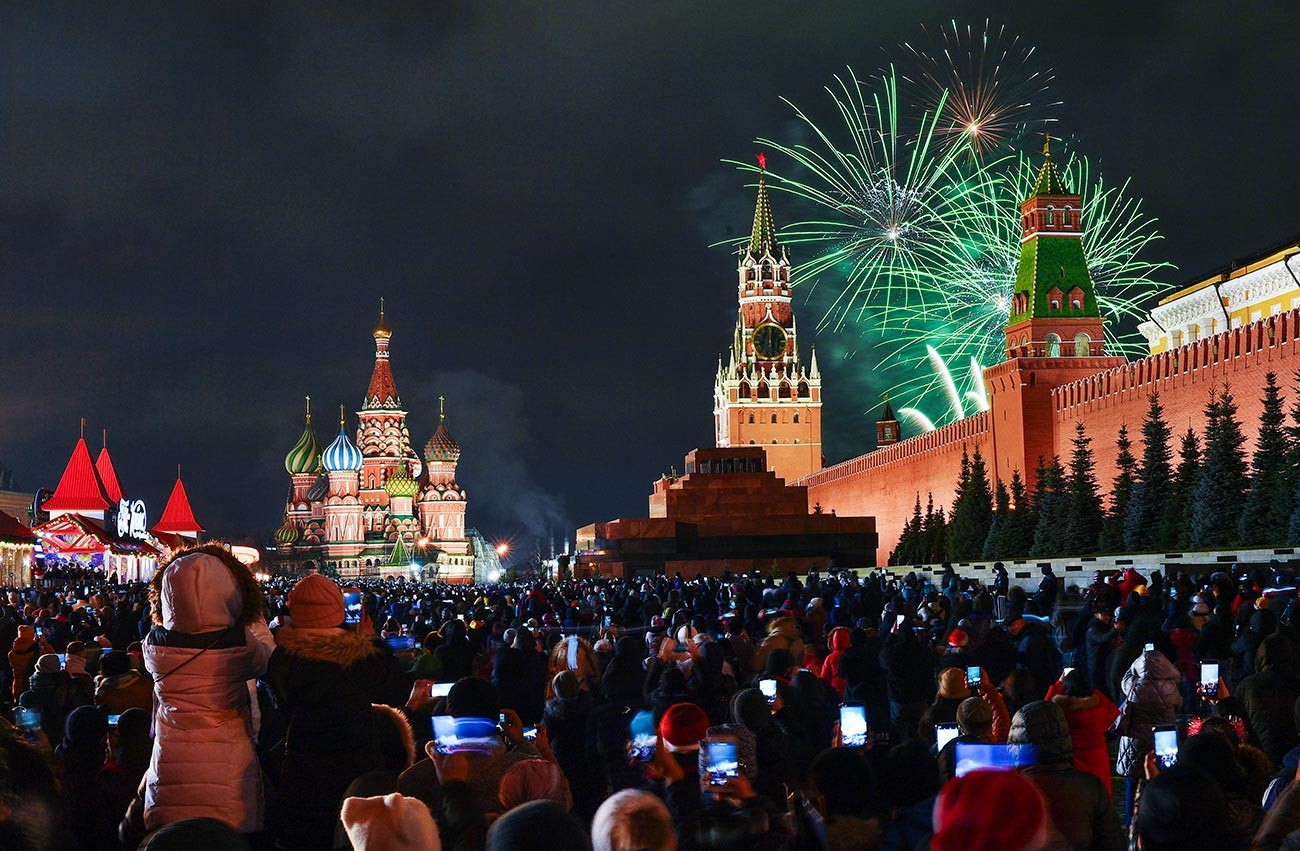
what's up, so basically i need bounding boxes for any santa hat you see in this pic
[288,574,346,630]
[932,769,1048,851]
[947,629,969,648]
[341,793,441,851]
[659,703,710,753]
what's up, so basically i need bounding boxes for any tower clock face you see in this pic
[752,323,788,360]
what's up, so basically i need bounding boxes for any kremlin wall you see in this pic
[802,305,1300,565]
[800,220,1300,565]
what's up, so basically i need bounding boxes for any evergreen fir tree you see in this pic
[921,493,948,564]
[1161,428,1202,550]
[983,479,1011,560]
[1239,373,1291,545]
[894,494,924,565]
[948,447,993,561]
[1124,393,1173,552]
[1283,370,1300,498]
[1031,457,1068,557]
[1064,422,1104,554]
[1100,424,1137,552]
[1190,386,1250,549]
[1001,470,1035,558]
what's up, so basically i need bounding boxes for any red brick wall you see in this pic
[1056,311,1300,494]
[800,412,992,564]
[801,311,1300,565]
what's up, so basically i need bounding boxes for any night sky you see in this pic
[4,3,1300,549]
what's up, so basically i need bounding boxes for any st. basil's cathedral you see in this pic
[272,306,477,582]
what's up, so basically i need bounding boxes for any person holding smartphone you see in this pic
[1044,668,1121,795]
[732,688,794,802]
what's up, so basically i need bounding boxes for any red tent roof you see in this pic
[95,445,125,505]
[0,511,35,544]
[42,437,112,514]
[152,476,204,534]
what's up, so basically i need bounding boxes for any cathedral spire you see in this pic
[748,152,779,258]
[363,302,401,409]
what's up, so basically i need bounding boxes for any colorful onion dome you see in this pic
[424,397,460,464]
[322,417,363,473]
[285,398,322,475]
[275,518,300,546]
[385,461,420,499]
[306,473,329,502]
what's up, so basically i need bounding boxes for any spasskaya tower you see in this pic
[713,153,823,482]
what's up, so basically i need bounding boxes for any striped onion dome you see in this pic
[384,461,420,499]
[424,415,460,464]
[322,425,363,472]
[284,405,322,475]
[275,518,300,546]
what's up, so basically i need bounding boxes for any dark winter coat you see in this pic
[542,690,601,817]
[880,629,934,705]
[493,645,548,724]
[265,626,409,850]
[1235,637,1300,768]
[1085,619,1118,700]
[19,669,90,741]
[601,637,647,708]
[1009,700,1125,851]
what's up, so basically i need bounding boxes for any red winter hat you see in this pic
[659,703,710,753]
[947,629,969,648]
[288,574,346,629]
[932,769,1048,851]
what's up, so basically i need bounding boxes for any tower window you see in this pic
[1074,333,1091,357]
[793,413,800,423]
[748,440,755,444]
[771,414,778,424]
[748,413,755,424]
[772,439,778,444]
[1045,333,1062,357]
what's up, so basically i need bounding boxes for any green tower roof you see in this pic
[748,152,780,257]
[1028,136,1069,198]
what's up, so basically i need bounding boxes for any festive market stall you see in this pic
[0,511,37,587]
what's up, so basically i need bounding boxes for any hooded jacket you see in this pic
[1009,700,1125,851]
[1044,680,1120,795]
[1116,649,1183,777]
[142,546,275,833]
[819,627,851,697]
[753,616,805,676]
[8,624,42,701]
[1234,634,1300,769]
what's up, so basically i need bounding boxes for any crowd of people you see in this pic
[5,545,1300,850]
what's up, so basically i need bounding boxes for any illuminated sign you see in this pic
[117,500,148,540]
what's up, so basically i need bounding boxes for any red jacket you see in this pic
[819,627,851,697]
[1045,681,1120,795]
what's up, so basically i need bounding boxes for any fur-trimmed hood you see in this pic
[371,702,416,771]
[274,625,377,668]
[150,543,262,628]
[1051,693,1101,712]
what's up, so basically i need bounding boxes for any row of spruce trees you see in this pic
[889,371,1300,565]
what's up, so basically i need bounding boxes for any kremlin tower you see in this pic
[713,153,823,482]
[275,306,474,581]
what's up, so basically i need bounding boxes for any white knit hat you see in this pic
[341,793,440,851]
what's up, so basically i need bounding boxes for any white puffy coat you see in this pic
[142,551,275,832]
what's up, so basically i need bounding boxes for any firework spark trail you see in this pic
[720,24,1172,433]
